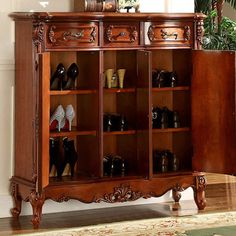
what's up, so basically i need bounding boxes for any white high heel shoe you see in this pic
[50,105,65,132]
[65,104,75,131]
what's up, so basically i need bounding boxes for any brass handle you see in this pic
[63,30,84,41]
[160,29,178,40]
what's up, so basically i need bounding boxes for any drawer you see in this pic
[145,22,193,48]
[103,23,139,47]
[45,23,99,49]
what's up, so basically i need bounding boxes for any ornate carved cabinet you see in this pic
[10,12,236,228]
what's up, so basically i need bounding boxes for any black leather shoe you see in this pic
[50,63,66,90]
[63,63,79,90]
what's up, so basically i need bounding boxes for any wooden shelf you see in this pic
[152,86,190,92]
[50,127,96,137]
[50,89,97,96]
[153,170,192,177]
[152,127,190,133]
[104,88,136,93]
[103,130,136,136]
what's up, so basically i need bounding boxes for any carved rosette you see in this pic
[196,19,204,49]
[48,25,96,45]
[33,22,44,53]
[95,184,152,203]
[147,25,155,42]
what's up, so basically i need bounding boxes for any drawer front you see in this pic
[45,23,99,49]
[103,23,139,47]
[145,22,193,48]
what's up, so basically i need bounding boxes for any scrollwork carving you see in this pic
[32,22,44,53]
[105,25,138,43]
[48,25,96,45]
[196,19,204,49]
[95,184,152,203]
[184,25,191,41]
[55,195,70,203]
[10,182,22,218]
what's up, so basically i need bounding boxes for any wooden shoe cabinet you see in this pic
[10,12,236,227]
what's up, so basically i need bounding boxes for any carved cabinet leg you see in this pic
[29,191,45,228]
[193,175,207,210]
[10,182,22,217]
[172,188,182,203]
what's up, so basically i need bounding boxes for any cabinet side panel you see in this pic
[192,50,236,174]
[14,21,35,181]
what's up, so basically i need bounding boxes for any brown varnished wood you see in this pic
[14,21,35,182]
[137,50,152,177]
[11,12,208,227]
[2,176,236,235]
[192,50,236,174]
[38,53,50,189]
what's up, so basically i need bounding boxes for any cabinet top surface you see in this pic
[9,12,205,22]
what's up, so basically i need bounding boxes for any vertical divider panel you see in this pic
[99,50,104,178]
[38,53,50,190]
[137,50,152,178]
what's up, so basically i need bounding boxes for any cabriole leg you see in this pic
[193,175,207,210]
[29,191,45,228]
[10,182,22,217]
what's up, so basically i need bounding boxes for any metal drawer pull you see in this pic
[160,29,178,40]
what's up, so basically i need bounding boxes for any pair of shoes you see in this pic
[50,105,75,132]
[50,63,79,90]
[152,106,180,129]
[153,149,179,173]
[50,137,78,178]
[152,70,178,88]
[103,113,128,132]
[103,154,127,177]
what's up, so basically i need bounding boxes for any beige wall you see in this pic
[223,2,236,20]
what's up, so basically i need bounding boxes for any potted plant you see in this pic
[195,0,236,50]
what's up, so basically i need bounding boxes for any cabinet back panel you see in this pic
[173,91,190,127]
[173,132,192,171]
[173,49,192,86]
[152,91,173,110]
[76,52,100,89]
[152,50,173,71]
[77,136,101,177]
[77,94,99,130]
[152,133,173,151]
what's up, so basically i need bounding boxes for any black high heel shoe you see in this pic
[63,137,78,177]
[50,63,66,90]
[63,63,79,90]
[49,138,65,178]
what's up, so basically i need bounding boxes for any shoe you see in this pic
[169,71,178,87]
[50,63,66,90]
[63,137,78,177]
[50,105,65,132]
[49,138,60,173]
[63,63,79,90]
[65,105,75,131]
[49,138,66,178]
[172,111,180,128]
